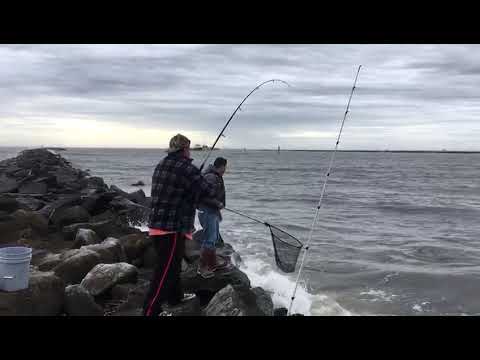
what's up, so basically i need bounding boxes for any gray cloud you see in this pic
[1,44,480,150]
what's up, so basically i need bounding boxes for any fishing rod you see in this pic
[287,65,362,316]
[199,79,291,171]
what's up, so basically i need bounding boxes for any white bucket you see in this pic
[0,247,33,292]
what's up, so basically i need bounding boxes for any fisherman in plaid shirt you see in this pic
[143,133,216,316]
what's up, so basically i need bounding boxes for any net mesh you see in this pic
[267,224,303,273]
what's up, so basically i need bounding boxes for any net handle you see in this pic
[224,207,267,226]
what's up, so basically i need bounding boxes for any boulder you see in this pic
[73,228,102,248]
[117,233,150,263]
[11,209,48,236]
[80,263,138,297]
[163,295,201,316]
[16,197,45,211]
[111,283,138,301]
[37,253,63,271]
[0,270,65,316]
[53,249,102,285]
[203,285,246,316]
[89,209,116,223]
[38,195,82,219]
[203,284,274,316]
[0,214,26,244]
[62,219,120,241]
[86,176,107,191]
[81,237,127,264]
[51,205,91,228]
[64,284,104,316]
[0,196,20,213]
[110,185,129,197]
[127,189,147,205]
[274,307,288,316]
[80,192,116,216]
[18,181,48,195]
[181,260,250,304]
[0,174,20,193]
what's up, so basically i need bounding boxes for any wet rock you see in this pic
[117,233,150,263]
[181,260,250,305]
[0,196,21,213]
[127,189,147,205]
[131,181,145,187]
[163,295,201,316]
[81,263,138,297]
[64,284,104,316]
[18,181,48,195]
[53,249,102,285]
[62,219,119,241]
[274,307,288,316]
[89,209,116,223]
[81,237,127,264]
[16,197,45,211]
[38,253,63,271]
[73,228,102,248]
[203,284,274,316]
[110,185,129,197]
[37,195,82,219]
[111,283,138,301]
[11,209,48,236]
[51,205,91,228]
[0,174,20,193]
[80,192,116,215]
[0,270,65,316]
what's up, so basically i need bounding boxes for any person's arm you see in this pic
[184,163,217,199]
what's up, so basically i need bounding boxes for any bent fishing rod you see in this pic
[199,79,291,171]
[287,65,362,316]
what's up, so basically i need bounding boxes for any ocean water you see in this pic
[2,146,480,315]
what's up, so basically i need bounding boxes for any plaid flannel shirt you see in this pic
[148,152,216,232]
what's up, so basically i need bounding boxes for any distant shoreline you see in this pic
[1,146,479,154]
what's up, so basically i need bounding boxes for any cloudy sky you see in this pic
[1,44,479,150]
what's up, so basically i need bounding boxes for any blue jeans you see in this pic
[198,206,220,250]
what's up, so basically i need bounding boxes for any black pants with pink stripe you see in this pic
[142,233,186,316]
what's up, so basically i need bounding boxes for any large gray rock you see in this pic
[0,209,48,245]
[16,196,45,211]
[163,295,201,316]
[53,249,102,284]
[110,185,129,197]
[11,209,48,236]
[0,174,20,193]
[51,205,91,228]
[18,181,48,195]
[64,284,104,316]
[81,237,127,264]
[38,253,63,271]
[118,233,150,263]
[0,270,65,316]
[0,196,20,213]
[127,189,147,205]
[62,219,129,241]
[80,263,138,297]
[37,195,82,219]
[80,192,116,216]
[73,228,102,248]
[203,284,274,316]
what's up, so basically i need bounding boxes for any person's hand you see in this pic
[218,202,224,209]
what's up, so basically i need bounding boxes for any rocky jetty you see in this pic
[0,148,279,316]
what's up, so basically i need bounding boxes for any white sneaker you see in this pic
[159,311,173,316]
[181,293,196,302]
